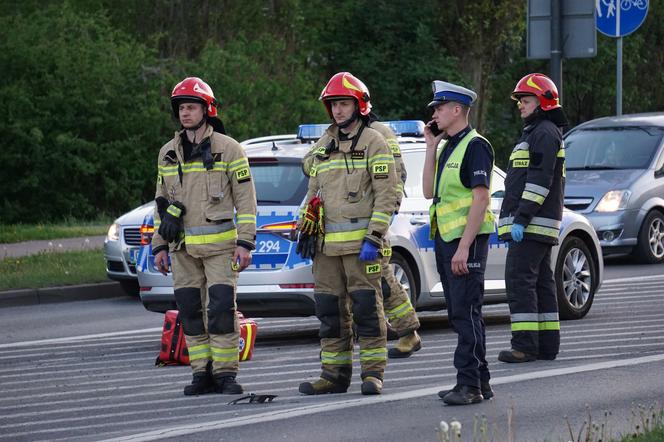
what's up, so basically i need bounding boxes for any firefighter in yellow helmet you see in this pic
[301,75,422,359]
[152,77,257,396]
[297,72,399,395]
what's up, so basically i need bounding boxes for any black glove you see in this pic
[158,200,186,243]
[295,232,317,260]
[155,197,169,218]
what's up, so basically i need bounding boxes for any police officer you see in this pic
[152,77,257,395]
[301,74,422,360]
[298,72,398,395]
[422,80,495,405]
[497,73,567,363]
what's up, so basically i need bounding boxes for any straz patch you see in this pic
[309,165,317,177]
[372,163,389,179]
[351,150,365,159]
[235,167,251,182]
[381,247,392,257]
[388,140,401,157]
[315,146,327,156]
[513,159,530,168]
[157,174,163,185]
[365,263,381,274]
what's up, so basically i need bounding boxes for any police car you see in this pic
[135,121,604,320]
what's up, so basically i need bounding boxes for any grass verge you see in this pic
[0,249,108,291]
[0,219,112,243]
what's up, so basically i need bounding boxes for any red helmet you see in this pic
[171,77,219,119]
[319,72,372,118]
[511,73,561,111]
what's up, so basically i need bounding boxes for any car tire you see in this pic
[555,236,596,320]
[390,252,418,307]
[119,279,139,297]
[632,210,664,264]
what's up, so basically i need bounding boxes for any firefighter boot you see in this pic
[183,371,215,396]
[498,349,536,363]
[440,384,483,405]
[387,331,422,358]
[438,381,493,400]
[361,377,383,395]
[299,378,349,395]
[213,375,244,394]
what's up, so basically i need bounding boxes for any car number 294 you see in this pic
[257,240,281,254]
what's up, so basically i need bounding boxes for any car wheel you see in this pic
[555,237,596,320]
[119,279,139,297]
[390,252,418,307]
[633,210,664,264]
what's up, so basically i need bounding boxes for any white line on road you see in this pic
[100,353,664,442]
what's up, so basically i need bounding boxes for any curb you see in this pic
[0,282,126,308]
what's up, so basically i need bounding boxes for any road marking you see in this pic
[101,353,664,442]
[3,328,162,348]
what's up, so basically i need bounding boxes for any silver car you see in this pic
[135,121,604,320]
[563,112,664,263]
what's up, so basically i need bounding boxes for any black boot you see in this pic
[299,378,349,395]
[498,349,536,363]
[213,375,244,394]
[438,381,493,400]
[439,384,483,405]
[183,371,215,396]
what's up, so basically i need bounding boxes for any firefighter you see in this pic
[497,73,567,363]
[151,77,257,396]
[298,72,399,395]
[423,80,495,405]
[301,76,422,360]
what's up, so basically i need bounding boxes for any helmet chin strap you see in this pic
[337,109,359,129]
[183,116,207,143]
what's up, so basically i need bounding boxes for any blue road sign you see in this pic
[596,0,648,37]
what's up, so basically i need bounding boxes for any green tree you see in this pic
[0,4,172,223]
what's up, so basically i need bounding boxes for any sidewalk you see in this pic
[1,235,125,308]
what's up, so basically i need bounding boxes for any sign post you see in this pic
[595,0,649,115]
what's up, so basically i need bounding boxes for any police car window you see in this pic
[249,162,308,205]
[402,150,426,198]
[565,127,664,170]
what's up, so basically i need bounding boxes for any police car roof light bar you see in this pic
[383,120,425,137]
[297,124,329,141]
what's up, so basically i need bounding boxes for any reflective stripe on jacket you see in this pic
[429,129,496,241]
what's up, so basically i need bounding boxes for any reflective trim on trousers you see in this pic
[359,347,387,362]
[188,344,212,361]
[321,350,353,365]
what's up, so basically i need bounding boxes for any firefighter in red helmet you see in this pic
[498,73,567,363]
[302,73,422,360]
[297,72,398,395]
[152,77,257,395]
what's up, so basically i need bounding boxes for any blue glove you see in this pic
[359,241,379,261]
[511,223,524,242]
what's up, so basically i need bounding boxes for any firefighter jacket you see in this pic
[428,129,496,241]
[498,117,565,245]
[302,121,406,211]
[152,125,257,258]
[304,122,399,256]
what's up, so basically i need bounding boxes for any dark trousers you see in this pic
[505,240,560,356]
[435,233,490,388]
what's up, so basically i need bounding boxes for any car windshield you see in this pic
[249,160,308,205]
[402,149,505,198]
[565,127,664,170]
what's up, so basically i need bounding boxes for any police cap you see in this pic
[428,80,477,108]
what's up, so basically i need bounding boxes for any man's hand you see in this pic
[451,244,470,276]
[359,241,379,262]
[233,246,252,272]
[154,250,170,275]
[424,121,445,148]
[511,223,524,242]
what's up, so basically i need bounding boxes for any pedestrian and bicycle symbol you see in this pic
[596,0,649,37]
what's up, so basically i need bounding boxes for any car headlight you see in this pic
[595,190,631,212]
[107,223,120,241]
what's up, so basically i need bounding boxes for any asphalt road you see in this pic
[1,261,663,441]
